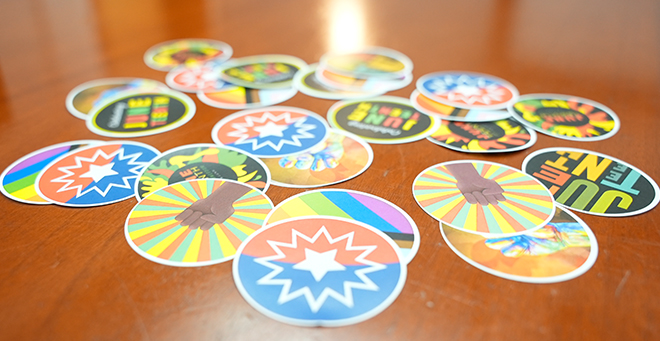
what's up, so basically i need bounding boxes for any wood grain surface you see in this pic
[1,0,659,339]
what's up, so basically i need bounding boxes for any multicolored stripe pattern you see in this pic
[126,179,273,266]
[266,190,418,263]
[414,162,555,235]
[1,141,96,204]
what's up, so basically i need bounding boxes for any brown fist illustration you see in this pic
[175,181,252,230]
[445,163,506,206]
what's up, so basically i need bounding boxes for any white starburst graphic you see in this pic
[254,226,385,313]
[293,249,346,281]
[51,148,147,198]
[80,163,118,182]
[227,111,316,152]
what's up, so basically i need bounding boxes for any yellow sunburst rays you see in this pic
[586,111,615,132]
[127,182,199,260]
[416,164,554,234]
[552,126,584,138]
[495,120,520,135]
[493,170,554,231]
[127,180,271,264]
[414,166,462,219]
[515,103,541,123]
[431,123,472,147]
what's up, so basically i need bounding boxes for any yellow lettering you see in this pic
[128,98,152,108]
[347,102,372,121]
[274,63,289,73]
[151,112,168,118]
[591,190,633,213]
[572,154,612,181]
[402,120,417,131]
[540,99,570,109]
[123,122,148,129]
[153,96,170,105]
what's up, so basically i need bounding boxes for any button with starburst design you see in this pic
[233,216,406,327]
[212,106,330,158]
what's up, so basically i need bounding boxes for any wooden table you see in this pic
[1,0,658,339]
